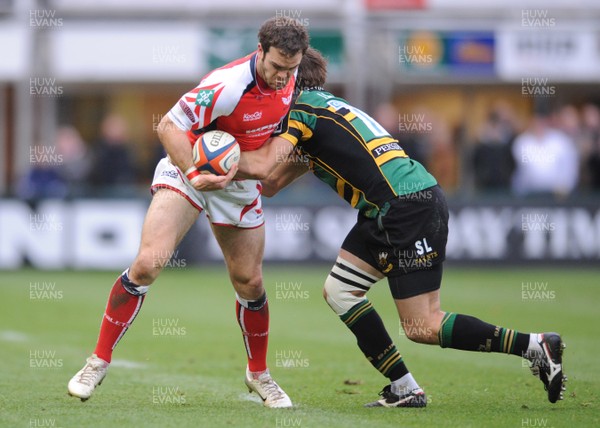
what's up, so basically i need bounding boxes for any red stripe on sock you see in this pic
[236,299,269,372]
[94,275,145,363]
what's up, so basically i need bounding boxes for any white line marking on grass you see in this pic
[0,330,29,342]
[110,359,148,369]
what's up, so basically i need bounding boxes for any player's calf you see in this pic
[400,316,441,344]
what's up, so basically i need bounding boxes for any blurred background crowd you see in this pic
[17,113,162,200]
[2,0,600,203]
[15,100,600,202]
[376,100,600,199]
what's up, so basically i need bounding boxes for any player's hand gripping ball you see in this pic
[192,130,240,175]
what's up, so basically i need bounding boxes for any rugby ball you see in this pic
[192,130,240,175]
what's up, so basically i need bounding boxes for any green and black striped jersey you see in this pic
[277,89,437,218]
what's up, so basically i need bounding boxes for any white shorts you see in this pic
[150,157,264,229]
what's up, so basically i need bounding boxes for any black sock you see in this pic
[438,313,529,356]
[341,300,408,381]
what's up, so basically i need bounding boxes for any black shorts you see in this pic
[341,185,449,299]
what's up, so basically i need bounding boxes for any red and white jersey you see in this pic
[167,51,296,151]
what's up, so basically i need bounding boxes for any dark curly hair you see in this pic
[258,17,310,57]
[297,47,328,89]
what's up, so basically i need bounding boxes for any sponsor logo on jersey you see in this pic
[178,100,195,122]
[195,89,215,107]
[243,111,263,121]
[161,170,179,179]
[246,122,279,134]
[316,91,334,100]
[371,142,403,158]
[273,117,285,134]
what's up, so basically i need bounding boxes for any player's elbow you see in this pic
[261,179,283,197]
[156,116,169,136]
[156,116,179,140]
[262,188,280,198]
[250,164,271,181]
[238,165,266,181]
[243,159,274,181]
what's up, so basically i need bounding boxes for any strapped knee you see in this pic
[324,257,379,315]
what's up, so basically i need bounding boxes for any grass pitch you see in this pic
[1,265,598,427]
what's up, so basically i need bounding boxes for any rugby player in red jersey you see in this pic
[67,17,309,408]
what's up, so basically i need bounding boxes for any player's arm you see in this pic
[161,76,241,190]
[261,159,309,197]
[236,136,294,180]
[236,135,308,196]
[157,116,237,191]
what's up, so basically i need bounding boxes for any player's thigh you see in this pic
[136,188,200,265]
[210,224,265,284]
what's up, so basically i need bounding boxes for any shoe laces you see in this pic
[77,358,105,386]
[258,374,285,401]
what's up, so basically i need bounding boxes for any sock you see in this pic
[391,373,420,396]
[94,269,148,363]
[438,312,530,357]
[236,293,269,373]
[341,299,409,383]
[524,333,543,360]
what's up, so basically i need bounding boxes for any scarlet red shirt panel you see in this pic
[167,51,296,152]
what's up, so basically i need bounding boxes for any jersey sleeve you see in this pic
[276,108,315,147]
[166,69,244,132]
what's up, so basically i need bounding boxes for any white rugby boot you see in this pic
[67,355,109,401]
[244,367,293,408]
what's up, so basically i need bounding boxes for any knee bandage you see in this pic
[324,257,380,315]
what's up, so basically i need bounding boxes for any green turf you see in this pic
[0,266,598,428]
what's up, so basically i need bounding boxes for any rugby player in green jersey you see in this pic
[237,48,566,407]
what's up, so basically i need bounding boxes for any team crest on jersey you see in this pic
[195,89,215,107]
[378,251,393,273]
[282,94,292,105]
